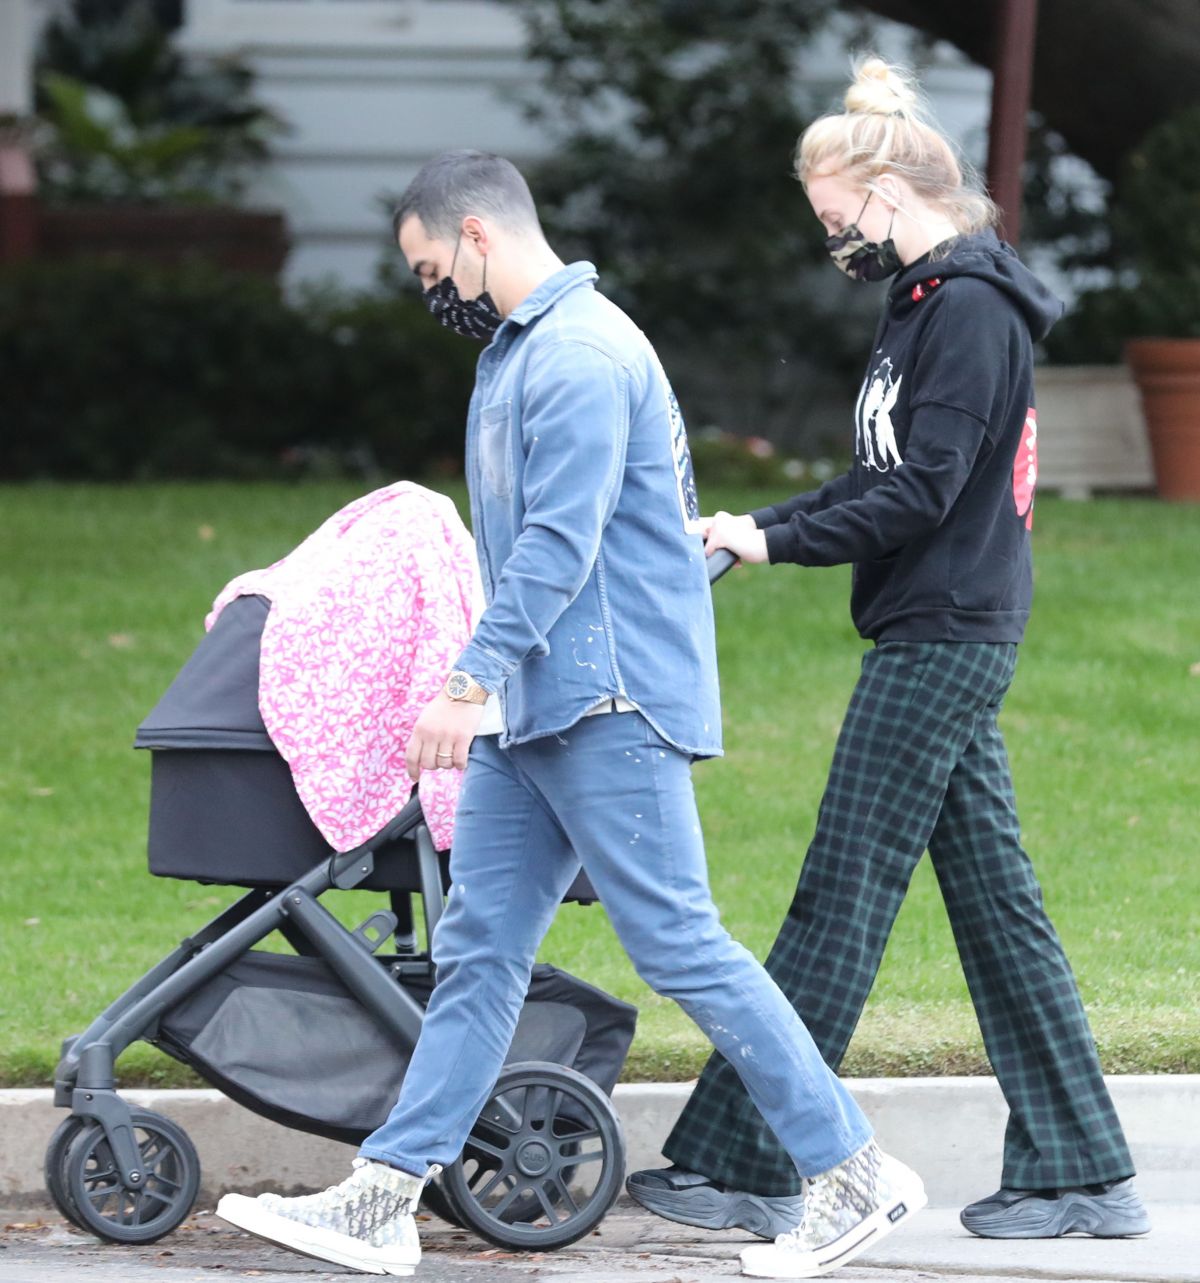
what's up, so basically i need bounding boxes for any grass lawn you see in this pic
[1,482,1198,1088]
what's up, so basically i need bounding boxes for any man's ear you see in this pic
[461,215,491,253]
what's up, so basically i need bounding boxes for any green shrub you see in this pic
[0,259,478,480]
[1046,105,1200,363]
[34,0,283,205]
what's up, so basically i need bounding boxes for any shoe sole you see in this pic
[626,1178,805,1239]
[216,1193,416,1276]
[741,1168,927,1279]
[961,1190,1152,1239]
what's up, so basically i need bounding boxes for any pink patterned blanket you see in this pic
[207,482,480,853]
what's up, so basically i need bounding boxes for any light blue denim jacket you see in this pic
[454,262,722,757]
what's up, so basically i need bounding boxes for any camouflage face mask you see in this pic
[825,192,903,283]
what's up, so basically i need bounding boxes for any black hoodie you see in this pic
[756,229,1063,643]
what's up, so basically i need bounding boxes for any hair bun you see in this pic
[844,55,920,118]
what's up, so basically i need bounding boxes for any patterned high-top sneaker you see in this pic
[740,1141,925,1278]
[217,1157,440,1276]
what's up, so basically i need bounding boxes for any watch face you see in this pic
[447,672,469,699]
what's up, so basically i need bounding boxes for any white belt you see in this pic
[583,696,638,717]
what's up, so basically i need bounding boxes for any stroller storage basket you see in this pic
[154,951,634,1146]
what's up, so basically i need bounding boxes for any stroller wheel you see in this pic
[60,1109,200,1244]
[418,1176,462,1227]
[44,1116,88,1229]
[441,1060,625,1251]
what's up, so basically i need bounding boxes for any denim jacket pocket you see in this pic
[478,399,514,499]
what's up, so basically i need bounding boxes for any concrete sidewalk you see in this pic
[5,1076,1200,1207]
[0,1199,1192,1283]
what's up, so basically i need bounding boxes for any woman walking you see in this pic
[629,55,1150,1252]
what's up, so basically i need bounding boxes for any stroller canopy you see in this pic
[136,595,273,753]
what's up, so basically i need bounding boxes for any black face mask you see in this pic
[824,192,903,283]
[422,235,503,341]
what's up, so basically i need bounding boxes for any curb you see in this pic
[5,1075,1198,1208]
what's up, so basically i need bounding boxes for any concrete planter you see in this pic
[1034,364,1154,498]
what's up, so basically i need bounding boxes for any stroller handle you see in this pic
[706,547,738,583]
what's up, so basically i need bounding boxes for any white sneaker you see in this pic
[740,1142,925,1278]
[217,1157,440,1276]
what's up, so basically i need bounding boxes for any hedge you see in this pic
[1,259,478,480]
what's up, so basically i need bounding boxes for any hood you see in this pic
[888,228,1064,342]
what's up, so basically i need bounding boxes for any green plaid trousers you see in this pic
[663,640,1134,1195]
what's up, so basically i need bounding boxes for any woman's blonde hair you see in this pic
[795,55,997,235]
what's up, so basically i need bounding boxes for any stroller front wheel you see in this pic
[59,1109,200,1244]
[44,1115,88,1230]
[441,1060,626,1251]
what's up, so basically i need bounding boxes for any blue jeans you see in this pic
[359,712,872,1179]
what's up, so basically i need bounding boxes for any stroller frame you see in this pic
[48,794,627,1250]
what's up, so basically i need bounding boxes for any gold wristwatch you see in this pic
[444,670,490,704]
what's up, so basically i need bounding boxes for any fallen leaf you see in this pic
[30,787,54,797]
[1190,661,1200,676]
[108,633,134,649]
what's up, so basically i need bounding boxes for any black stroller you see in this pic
[45,589,639,1253]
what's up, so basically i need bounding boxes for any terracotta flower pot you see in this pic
[1125,337,1200,502]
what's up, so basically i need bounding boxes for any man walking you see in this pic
[216,150,925,1279]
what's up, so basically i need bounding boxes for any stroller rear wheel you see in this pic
[58,1109,200,1244]
[418,1177,462,1227]
[440,1061,625,1251]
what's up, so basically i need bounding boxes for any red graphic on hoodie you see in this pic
[1013,409,1037,530]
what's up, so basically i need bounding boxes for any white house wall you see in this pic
[3,0,69,115]
[180,0,545,285]
[179,1,995,289]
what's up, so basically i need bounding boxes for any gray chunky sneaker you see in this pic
[960,1178,1151,1238]
[217,1157,440,1276]
[740,1142,925,1278]
[626,1165,807,1239]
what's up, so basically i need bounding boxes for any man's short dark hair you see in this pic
[392,151,542,243]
